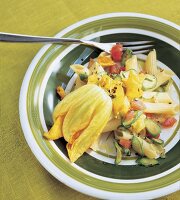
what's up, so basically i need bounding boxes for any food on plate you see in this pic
[44,43,179,166]
[56,86,66,99]
[45,84,112,162]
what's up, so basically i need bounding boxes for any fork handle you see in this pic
[0,32,84,44]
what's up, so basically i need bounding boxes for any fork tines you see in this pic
[121,41,154,54]
[121,41,153,46]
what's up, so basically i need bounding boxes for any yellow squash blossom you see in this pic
[56,86,66,99]
[124,70,145,100]
[44,84,112,162]
[87,74,99,84]
[113,95,130,118]
[97,55,115,67]
[112,84,130,118]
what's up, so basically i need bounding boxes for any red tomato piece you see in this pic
[120,66,125,71]
[131,100,146,111]
[110,43,123,62]
[145,113,154,119]
[162,117,177,128]
[109,63,125,74]
[146,132,153,138]
[125,110,135,121]
[119,138,132,149]
[109,64,120,74]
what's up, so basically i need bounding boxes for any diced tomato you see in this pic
[146,132,152,138]
[110,43,123,62]
[109,63,125,74]
[145,113,154,119]
[125,110,135,121]
[120,66,125,71]
[131,100,146,111]
[109,64,120,74]
[162,117,177,128]
[145,113,167,124]
[119,138,132,149]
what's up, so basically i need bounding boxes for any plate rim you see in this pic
[19,12,180,200]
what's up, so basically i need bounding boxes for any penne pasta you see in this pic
[125,55,139,72]
[74,76,86,90]
[154,92,173,103]
[149,70,172,91]
[143,102,179,114]
[144,49,158,75]
[70,64,89,76]
[89,61,105,75]
[142,91,173,104]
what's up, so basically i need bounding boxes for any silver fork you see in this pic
[0,32,153,54]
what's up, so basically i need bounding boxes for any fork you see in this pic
[0,32,153,54]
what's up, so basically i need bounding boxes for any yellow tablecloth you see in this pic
[1,0,180,199]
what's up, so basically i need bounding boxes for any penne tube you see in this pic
[144,49,158,75]
[143,102,179,114]
[88,61,105,75]
[70,64,90,76]
[125,55,139,72]
[74,76,86,90]
[149,70,172,91]
[142,92,173,104]
[154,92,173,103]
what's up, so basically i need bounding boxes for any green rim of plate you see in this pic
[25,14,180,193]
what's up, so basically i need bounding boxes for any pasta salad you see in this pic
[44,43,179,167]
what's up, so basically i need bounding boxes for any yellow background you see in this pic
[1,0,180,199]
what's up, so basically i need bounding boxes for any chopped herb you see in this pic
[120,49,133,66]
[136,157,159,167]
[79,74,88,81]
[145,77,153,82]
[114,140,122,165]
[123,148,131,156]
